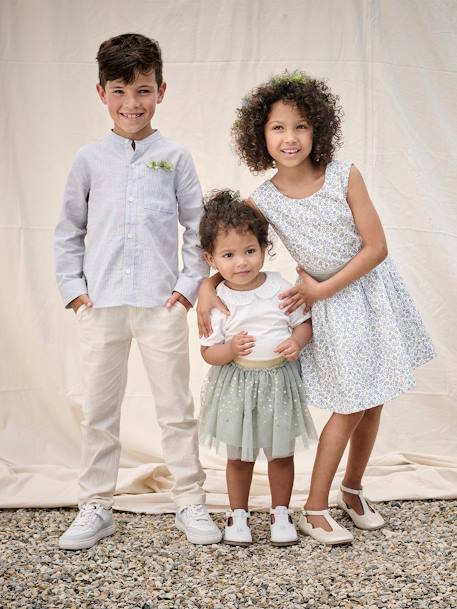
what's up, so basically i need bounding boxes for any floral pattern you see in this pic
[146,160,174,171]
[251,161,436,413]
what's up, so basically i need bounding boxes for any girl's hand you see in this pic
[230,331,256,357]
[197,279,230,337]
[279,267,323,313]
[274,337,301,362]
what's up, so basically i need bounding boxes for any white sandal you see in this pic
[298,509,353,545]
[270,506,298,546]
[224,509,252,546]
[337,484,385,530]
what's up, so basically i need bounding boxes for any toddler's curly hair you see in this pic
[232,70,343,172]
[199,190,271,255]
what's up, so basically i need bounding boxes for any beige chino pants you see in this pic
[75,303,205,509]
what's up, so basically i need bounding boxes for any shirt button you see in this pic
[126,268,131,274]
[128,197,134,202]
[127,233,133,238]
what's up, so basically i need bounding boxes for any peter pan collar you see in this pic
[217,272,283,305]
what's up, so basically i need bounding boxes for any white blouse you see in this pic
[201,272,311,361]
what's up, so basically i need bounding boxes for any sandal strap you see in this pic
[303,508,330,516]
[302,509,342,533]
[341,484,363,495]
[341,485,373,516]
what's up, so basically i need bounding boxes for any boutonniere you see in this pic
[146,160,174,171]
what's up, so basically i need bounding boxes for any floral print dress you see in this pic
[251,161,436,413]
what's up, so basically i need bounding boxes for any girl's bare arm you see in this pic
[201,331,255,365]
[274,319,312,361]
[196,272,228,337]
[317,165,387,299]
[280,166,387,311]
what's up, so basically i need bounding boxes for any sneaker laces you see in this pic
[71,504,101,529]
[183,504,211,524]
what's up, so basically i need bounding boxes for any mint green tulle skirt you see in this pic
[199,357,317,462]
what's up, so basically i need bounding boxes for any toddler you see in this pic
[198,190,317,546]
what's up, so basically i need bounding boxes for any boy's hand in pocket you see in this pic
[166,291,192,311]
[70,294,93,314]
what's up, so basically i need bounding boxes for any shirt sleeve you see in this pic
[200,308,227,347]
[54,150,90,308]
[173,150,209,305]
[288,306,311,328]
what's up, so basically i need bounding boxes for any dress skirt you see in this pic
[199,357,317,462]
[299,256,436,413]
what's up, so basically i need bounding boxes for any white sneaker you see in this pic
[58,503,115,550]
[270,506,299,546]
[175,504,222,545]
[224,509,252,546]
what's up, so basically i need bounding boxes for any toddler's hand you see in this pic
[70,294,93,314]
[230,331,255,357]
[197,279,230,338]
[274,338,301,362]
[279,267,322,313]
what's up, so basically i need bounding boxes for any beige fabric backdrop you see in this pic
[1,0,456,512]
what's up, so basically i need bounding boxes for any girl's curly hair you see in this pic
[199,190,271,255]
[232,71,343,173]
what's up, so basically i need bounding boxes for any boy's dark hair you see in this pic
[96,33,163,87]
[199,190,271,255]
[232,71,343,173]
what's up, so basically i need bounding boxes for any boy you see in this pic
[54,33,221,549]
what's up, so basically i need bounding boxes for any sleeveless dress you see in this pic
[199,272,317,461]
[251,161,436,414]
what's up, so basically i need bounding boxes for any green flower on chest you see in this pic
[146,160,174,171]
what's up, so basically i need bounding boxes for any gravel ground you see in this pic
[1,500,456,609]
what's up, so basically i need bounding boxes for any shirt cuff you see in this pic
[173,276,200,306]
[59,279,88,308]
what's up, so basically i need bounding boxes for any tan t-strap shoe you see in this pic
[337,484,385,530]
[298,509,353,545]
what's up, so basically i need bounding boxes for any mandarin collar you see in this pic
[107,129,162,149]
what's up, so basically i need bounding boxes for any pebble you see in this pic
[0,501,456,608]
